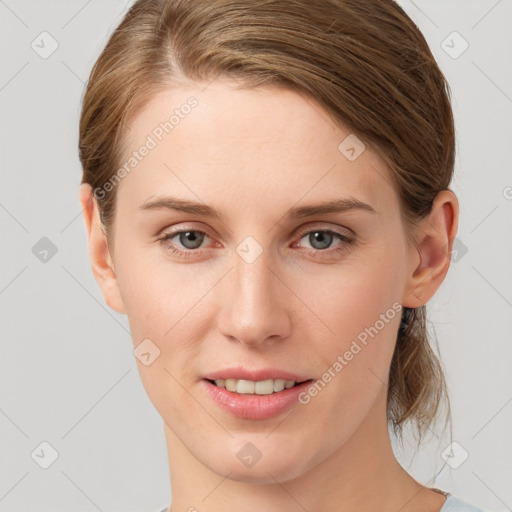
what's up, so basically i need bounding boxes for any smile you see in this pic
[208,378,306,395]
[202,378,314,420]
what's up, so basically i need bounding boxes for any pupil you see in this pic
[180,231,204,249]
[310,231,332,250]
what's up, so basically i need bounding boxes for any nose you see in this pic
[217,249,292,347]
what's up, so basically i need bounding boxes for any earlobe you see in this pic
[79,183,127,314]
[403,190,459,308]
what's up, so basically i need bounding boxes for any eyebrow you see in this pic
[139,195,376,220]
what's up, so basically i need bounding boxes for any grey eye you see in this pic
[177,231,206,250]
[303,231,336,250]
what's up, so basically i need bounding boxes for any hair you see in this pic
[79,0,454,446]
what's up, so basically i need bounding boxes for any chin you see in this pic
[202,447,314,484]
[220,464,306,485]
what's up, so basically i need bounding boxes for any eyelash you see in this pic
[158,226,354,260]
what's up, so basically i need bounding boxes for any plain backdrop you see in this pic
[1,1,511,511]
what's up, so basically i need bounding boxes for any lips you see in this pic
[201,367,314,420]
[203,367,311,383]
[209,378,299,395]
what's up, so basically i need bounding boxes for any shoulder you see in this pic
[441,495,486,512]
[152,496,487,512]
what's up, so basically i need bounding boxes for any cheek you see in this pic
[115,246,184,332]
[289,243,405,402]
[292,248,404,345]
[115,247,214,374]
[115,252,209,412]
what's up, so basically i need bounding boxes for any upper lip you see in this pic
[203,367,312,383]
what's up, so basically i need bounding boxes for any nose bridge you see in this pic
[217,240,291,346]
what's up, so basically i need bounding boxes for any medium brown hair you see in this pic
[79,0,454,445]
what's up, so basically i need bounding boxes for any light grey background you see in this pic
[1,1,511,511]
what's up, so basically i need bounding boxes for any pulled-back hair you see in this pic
[79,0,454,445]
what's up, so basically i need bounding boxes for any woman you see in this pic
[78,1,485,511]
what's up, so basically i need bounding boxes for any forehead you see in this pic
[115,79,397,219]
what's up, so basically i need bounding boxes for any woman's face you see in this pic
[100,79,420,482]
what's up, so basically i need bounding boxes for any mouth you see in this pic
[201,367,315,419]
[205,378,313,395]
[202,377,315,420]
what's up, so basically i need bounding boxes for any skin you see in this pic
[80,78,458,512]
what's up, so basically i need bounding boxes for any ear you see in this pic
[403,190,459,308]
[79,183,126,314]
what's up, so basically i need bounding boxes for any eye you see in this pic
[159,228,213,258]
[168,230,207,250]
[293,227,353,257]
[158,225,354,259]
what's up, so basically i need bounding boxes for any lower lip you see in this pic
[202,379,312,420]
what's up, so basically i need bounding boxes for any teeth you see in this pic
[214,378,297,395]
[273,379,286,392]
[225,379,237,392]
[237,380,255,394]
[255,380,273,394]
